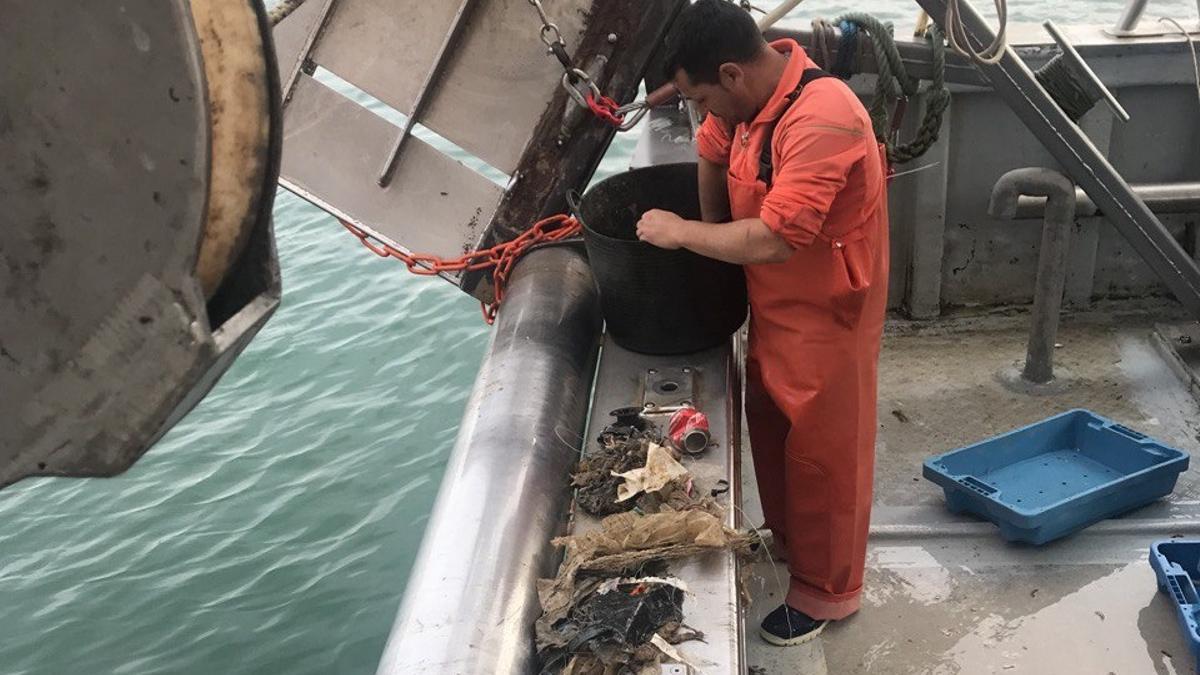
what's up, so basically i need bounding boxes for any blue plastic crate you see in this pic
[1150,540,1200,673]
[923,409,1189,545]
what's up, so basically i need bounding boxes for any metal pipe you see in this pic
[990,168,1077,384]
[1014,182,1200,219]
[376,246,602,675]
[1112,0,1151,35]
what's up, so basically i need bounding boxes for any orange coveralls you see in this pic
[696,39,889,620]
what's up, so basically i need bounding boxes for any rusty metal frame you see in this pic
[460,0,689,300]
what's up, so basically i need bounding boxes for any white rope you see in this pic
[756,0,806,30]
[1159,17,1200,115]
[945,0,1009,66]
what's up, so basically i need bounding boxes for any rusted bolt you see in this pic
[1181,334,1194,345]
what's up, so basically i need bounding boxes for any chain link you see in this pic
[614,101,650,131]
[339,214,581,324]
[527,0,564,47]
[525,0,637,129]
[561,68,600,108]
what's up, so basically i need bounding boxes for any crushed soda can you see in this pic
[669,407,711,455]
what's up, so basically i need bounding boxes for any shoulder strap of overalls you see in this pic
[757,68,839,187]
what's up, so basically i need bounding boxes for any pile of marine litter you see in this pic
[537,417,756,674]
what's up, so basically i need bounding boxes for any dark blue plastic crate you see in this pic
[923,409,1189,545]
[1150,540,1200,673]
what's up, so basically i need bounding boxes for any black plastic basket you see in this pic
[574,163,747,355]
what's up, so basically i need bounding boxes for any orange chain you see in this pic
[338,214,581,324]
[585,91,626,127]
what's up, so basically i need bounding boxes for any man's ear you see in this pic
[717,62,743,89]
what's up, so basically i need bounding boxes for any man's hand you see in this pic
[636,209,688,250]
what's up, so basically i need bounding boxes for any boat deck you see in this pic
[743,304,1200,674]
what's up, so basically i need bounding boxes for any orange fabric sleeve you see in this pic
[695,114,734,166]
[760,86,869,248]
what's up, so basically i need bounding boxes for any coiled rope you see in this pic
[826,13,951,165]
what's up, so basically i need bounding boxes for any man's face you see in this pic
[672,64,756,125]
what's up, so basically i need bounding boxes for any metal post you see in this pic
[1111,0,1151,35]
[915,0,1200,320]
[990,168,1076,384]
[375,246,601,675]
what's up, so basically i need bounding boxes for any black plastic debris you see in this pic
[569,582,684,649]
[539,578,687,674]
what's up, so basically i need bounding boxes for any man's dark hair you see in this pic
[661,0,765,84]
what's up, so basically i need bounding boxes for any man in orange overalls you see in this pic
[636,0,889,645]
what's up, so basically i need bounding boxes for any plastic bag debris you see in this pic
[573,437,649,516]
[570,581,684,650]
[596,576,690,596]
[614,443,689,502]
[536,508,752,654]
[573,407,663,517]
[544,406,753,673]
[650,634,698,671]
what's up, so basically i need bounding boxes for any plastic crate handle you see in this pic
[1107,423,1147,442]
[958,476,998,497]
[1167,572,1200,607]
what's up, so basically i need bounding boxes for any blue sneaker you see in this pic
[759,604,827,646]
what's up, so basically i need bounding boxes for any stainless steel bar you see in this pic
[1015,182,1200,219]
[280,0,336,102]
[375,246,602,675]
[990,168,1077,384]
[376,0,480,187]
[1112,0,1151,35]
[915,0,1200,319]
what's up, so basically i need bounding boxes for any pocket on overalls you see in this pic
[830,232,874,329]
